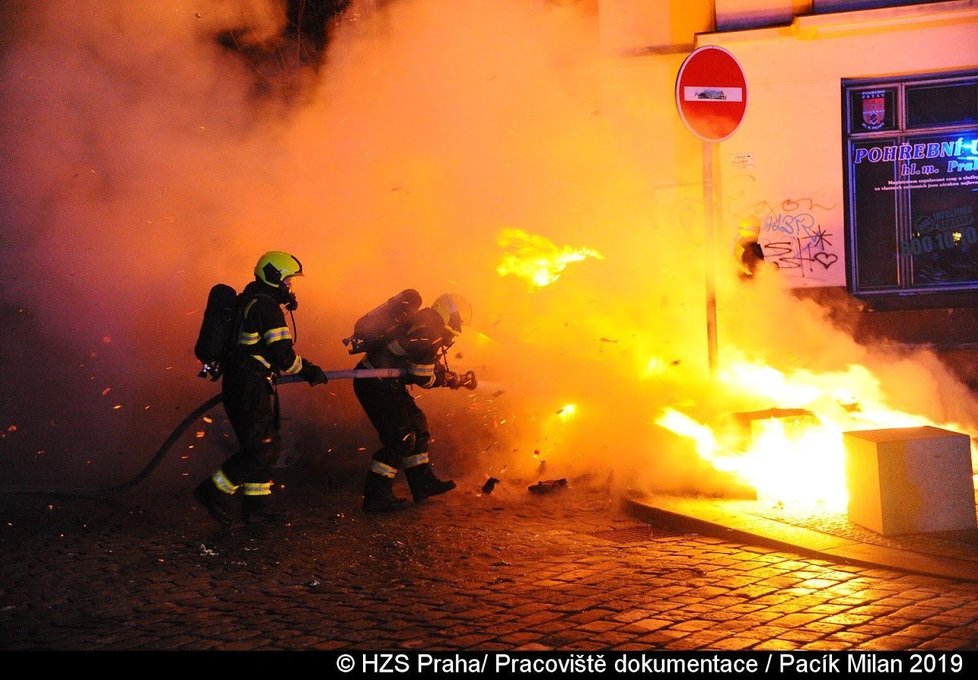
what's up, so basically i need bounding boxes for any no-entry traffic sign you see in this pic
[676,45,747,142]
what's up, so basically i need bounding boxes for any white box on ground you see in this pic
[843,426,977,536]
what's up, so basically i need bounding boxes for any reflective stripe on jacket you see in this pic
[235,283,304,376]
[364,307,451,388]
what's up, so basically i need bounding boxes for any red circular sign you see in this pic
[676,46,748,142]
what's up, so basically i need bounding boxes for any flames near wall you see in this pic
[1,0,976,504]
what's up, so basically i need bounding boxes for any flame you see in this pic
[655,409,718,458]
[644,357,669,377]
[656,353,958,511]
[496,228,603,289]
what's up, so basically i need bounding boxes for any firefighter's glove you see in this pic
[436,370,460,389]
[300,359,328,385]
[440,370,476,390]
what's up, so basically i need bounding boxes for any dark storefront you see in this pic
[843,69,978,311]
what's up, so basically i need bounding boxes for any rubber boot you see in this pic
[405,464,456,503]
[242,493,288,525]
[193,478,234,527]
[362,472,409,512]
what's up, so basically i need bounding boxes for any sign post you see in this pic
[675,45,748,374]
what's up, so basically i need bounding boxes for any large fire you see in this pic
[655,351,970,511]
[492,222,978,511]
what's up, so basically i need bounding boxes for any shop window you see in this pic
[842,70,978,309]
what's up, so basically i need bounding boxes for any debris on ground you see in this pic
[528,479,567,495]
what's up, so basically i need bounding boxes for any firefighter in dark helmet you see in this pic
[354,293,474,512]
[193,251,327,526]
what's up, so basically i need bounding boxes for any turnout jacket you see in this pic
[233,280,305,377]
[361,307,453,388]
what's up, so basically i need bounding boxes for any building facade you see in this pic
[600,0,978,344]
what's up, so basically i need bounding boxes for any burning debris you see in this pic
[528,478,567,494]
[652,348,978,510]
[728,408,820,451]
[496,228,603,289]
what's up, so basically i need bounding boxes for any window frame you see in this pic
[842,69,978,311]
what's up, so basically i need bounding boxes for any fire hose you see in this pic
[0,367,476,497]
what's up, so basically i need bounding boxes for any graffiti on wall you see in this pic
[749,198,838,279]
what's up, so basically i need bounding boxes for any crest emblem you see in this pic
[861,91,886,130]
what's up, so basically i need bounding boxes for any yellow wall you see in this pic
[599,0,978,289]
[599,0,715,53]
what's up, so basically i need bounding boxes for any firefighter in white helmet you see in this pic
[353,292,474,512]
[193,251,327,526]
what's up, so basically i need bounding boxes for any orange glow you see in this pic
[556,403,577,422]
[4,0,977,507]
[644,357,671,378]
[496,228,603,289]
[655,351,964,511]
[655,408,718,458]
[470,330,495,347]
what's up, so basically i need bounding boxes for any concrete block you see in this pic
[843,426,976,536]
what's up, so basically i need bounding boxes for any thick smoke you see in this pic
[1,0,975,498]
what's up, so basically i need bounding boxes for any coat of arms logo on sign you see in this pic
[861,90,886,130]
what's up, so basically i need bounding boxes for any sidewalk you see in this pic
[623,493,978,583]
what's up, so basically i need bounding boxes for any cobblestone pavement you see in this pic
[3,476,978,653]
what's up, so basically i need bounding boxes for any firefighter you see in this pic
[353,293,473,512]
[193,251,328,526]
[734,215,766,278]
